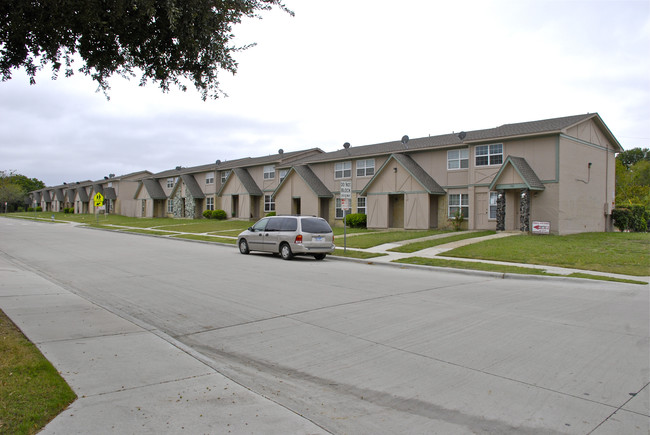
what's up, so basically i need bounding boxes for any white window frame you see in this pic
[220,171,230,184]
[264,194,275,212]
[356,159,375,177]
[167,199,173,213]
[335,161,351,179]
[357,196,366,214]
[263,165,275,180]
[447,148,469,170]
[206,197,214,211]
[279,169,288,182]
[335,197,344,219]
[205,172,214,185]
[475,144,503,166]
[489,192,498,220]
[166,178,174,188]
[448,193,469,218]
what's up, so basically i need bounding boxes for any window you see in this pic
[263,165,275,179]
[167,178,174,188]
[335,161,351,179]
[448,193,469,218]
[356,159,375,177]
[475,144,503,166]
[206,197,214,211]
[357,196,366,214]
[221,170,230,184]
[489,192,498,219]
[205,173,214,185]
[279,169,288,182]
[167,200,173,213]
[264,194,275,212]
[335,197,344,218]
[447,148,469,169]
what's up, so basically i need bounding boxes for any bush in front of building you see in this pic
[612,206,649,232]
[202,210,212,219]
[266,212,276,217]
[345,213,367,228]
[212,209,227,220]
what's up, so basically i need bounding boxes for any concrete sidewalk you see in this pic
[0,256,327,434]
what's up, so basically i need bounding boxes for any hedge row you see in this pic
[612,206,649,232]
[202,209,227,220]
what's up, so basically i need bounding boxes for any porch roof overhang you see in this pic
[360,153,446,196]
[140,179,168,200]
[489,156,545,191]
[217,168,263,197]
[180,174,205,199]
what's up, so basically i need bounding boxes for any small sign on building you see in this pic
[532,221,550,235]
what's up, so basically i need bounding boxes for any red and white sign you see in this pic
[532,221,550,234]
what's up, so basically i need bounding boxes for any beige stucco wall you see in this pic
[274,172,322,217]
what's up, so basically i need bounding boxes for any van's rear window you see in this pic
[301,218,332,233]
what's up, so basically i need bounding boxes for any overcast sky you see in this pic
[1,0,648,186]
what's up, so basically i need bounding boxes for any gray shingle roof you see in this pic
[104,187,117,200]
[76,187,89,202]
[42,190,52,202]
[291,113,607,165]
[361,154,446,196]
[33,192,41,202]
[93,184,104,195]
[142,179,168,200]
[54,189,65,201]
[180,174,206,199]
[287,165,333,198]
[222,168,263,196]
[489,156,545,191]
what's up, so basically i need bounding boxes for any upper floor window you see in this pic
[475,144,503,166]
[447,148,469,169]
[205,172,214,184]
[356,159,375,177]
[263,165,275,179]
[279,169,288,182]
[221,170,230,184]
[335,161,351,179]
[166,178,174,188]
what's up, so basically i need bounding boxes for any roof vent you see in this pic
[104,176,108,180]
[458,131,467,140]
[215,159,221,165]
[343,142,350,149]
[401,135,409,149]
[278,148,284,155]
[175,166,182,170]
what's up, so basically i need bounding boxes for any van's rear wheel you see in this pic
[314,254,326,260]
[280,243,293,260]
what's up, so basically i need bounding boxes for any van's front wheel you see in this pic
[239,239,250,255]
[280,243,293,260]
[314,254,326,260]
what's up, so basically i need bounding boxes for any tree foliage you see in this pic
[0,0,291,100]
[616,148,650,208]
[0,170,45,211]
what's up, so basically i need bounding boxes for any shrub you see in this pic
[345,213,367,228]
[27,207,33,212]
[202,209,213,219]
[266,211,276,217]
[612,208,631,232]
[630,205,647,232]
[612,206,648,232]
[17,206,24,212]
[212,209,227,220]
[36,206,42,212]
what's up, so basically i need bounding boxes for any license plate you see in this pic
[313,236,324,242]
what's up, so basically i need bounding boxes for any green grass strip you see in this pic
[340,230,448,249]
[171,234,237,244]
[393,256,551,275]
[389,230,495,253]
[120,229,180,236]
[332,249,388,259]
[1,310,77,435]
[566,273,647,285]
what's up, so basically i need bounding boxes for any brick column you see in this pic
[519,189,530,232]
[496,190,506,231]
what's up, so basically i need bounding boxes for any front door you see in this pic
[389,194,404,228]
[475,193,488,228]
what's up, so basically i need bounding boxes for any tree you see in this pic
[615,150,650,208]
[0,170,45,212]
[617,147,649,169]
[0,0,292,100]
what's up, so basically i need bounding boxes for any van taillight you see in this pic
[294,234,303,244]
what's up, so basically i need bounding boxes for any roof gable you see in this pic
[489,156,545,191]
[218,168,263,196]
[361,153,446,196]
[273,165,333,198]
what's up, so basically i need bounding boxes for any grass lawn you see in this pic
[0,310,76,434]
[338,230,448,249]
[170,234,237,244]
[331,249,388,259]
[389,230,494,253]
[443,232,650,276]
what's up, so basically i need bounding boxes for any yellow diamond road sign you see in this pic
[94,192,104,207]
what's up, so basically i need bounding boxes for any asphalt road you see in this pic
[1,218,648,434]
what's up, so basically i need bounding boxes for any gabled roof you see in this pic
[489,156,545,191]
[361,153,446,196]
[273,165,333,198]
[179,174,205,199]
[54,189,65,202]
[33,192,41,202]
[42,190,52,202]
[93,184,104,195]
[104,187,117,200]
[217,168,263,196]
[76,186,89,202]
[140,179,168,200]
[291,113,618,165]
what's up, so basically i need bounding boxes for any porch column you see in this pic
[496,190,506,231]
[519,189,530,232]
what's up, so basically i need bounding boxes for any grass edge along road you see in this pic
[0,310,76,435]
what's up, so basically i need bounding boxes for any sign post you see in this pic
[340,181,352,253]
[93,192,104,223]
